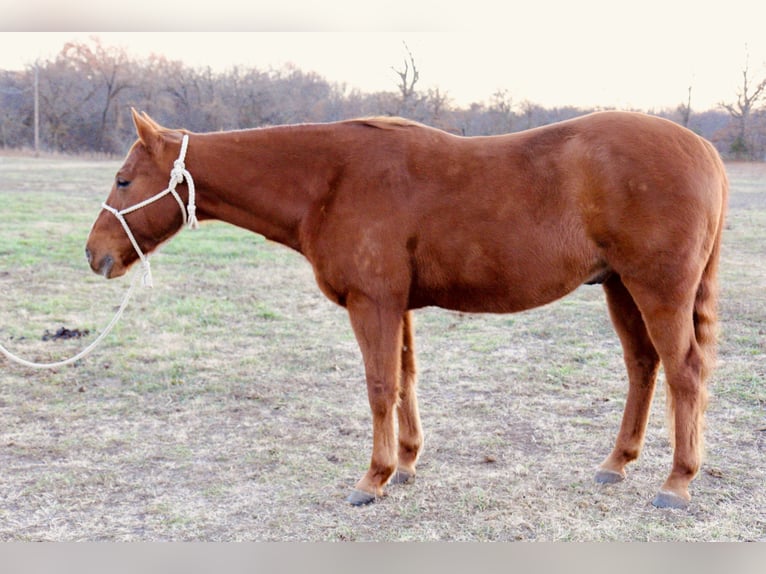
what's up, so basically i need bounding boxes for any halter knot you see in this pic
[171,158,186,183]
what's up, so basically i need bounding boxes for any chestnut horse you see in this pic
[86,109,727,509]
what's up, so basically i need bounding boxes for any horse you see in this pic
[86,108,728,509]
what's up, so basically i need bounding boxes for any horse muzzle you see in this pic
[86,247,116,279]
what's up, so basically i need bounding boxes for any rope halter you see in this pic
[100,134,198,288]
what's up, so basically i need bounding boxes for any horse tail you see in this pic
[693,161,728,382]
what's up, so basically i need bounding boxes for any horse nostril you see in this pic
[85,248,93,265]
[100,255,115,278]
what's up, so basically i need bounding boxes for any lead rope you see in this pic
[0,135,196,370]
[0,269,142,369]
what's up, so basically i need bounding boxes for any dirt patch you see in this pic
[41,327,91,341]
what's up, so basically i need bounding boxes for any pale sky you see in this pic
[2,1,766,111]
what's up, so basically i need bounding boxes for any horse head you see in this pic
[86,109,191,280]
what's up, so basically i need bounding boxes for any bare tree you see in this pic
[720,50,766,159]
[677,85,692,128]
[490,89,514,133]
[60,37,134,152]
[0,70,32,148]
[392,42,421,115]
[37,55,101,151]
[424,87,449,121]
[518,99,538,129]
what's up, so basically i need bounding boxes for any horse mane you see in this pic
[349,116,423,131]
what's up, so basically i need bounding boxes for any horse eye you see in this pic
[116,177,131,189]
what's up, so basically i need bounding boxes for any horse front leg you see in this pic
[391,310,423,485]
[346,294,405,506]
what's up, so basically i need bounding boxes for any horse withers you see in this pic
[86,109,728,509]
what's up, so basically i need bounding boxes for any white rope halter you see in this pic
[0,135,198,370]
[101,134,198,288]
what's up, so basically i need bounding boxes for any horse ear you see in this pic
[131,107,164,156]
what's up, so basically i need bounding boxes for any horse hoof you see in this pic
[346,489,377,506]
[652,490,690,509]
[390,469,415,485]
[594,469,625,484]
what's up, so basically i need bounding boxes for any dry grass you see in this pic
[0,155,764,541]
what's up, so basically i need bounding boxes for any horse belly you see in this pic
[410,245,595,314]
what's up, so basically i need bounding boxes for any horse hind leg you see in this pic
[596,274,660,485]
[390,311,423,485]
[621,279,711,509]
[650,323,708,509]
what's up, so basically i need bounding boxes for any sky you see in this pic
[2,1,766,112]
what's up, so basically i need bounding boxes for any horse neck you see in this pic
[189,125,338,253]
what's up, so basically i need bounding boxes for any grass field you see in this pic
[0,155,764,541]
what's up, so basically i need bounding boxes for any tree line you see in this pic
[1,37,765,159]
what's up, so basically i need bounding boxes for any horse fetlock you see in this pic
[356,465,393,491]
[390,468,416,485]
[595,451,633,483]
[397,442,422,466]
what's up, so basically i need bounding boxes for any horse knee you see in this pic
[367,378,398,416]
